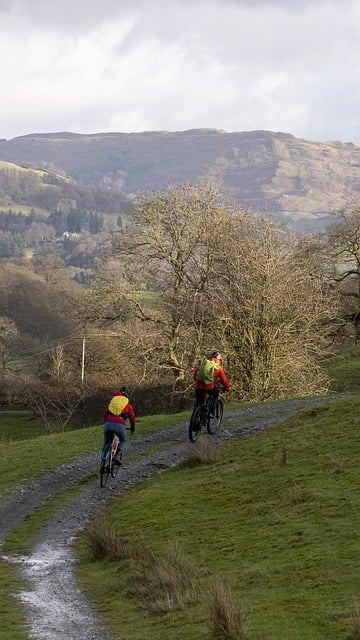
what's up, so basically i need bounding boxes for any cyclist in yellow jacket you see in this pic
[102,386,136,465]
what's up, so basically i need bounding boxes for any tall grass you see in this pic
[210,578,248,639]
[350,601,360,639]
[83,521,198,614]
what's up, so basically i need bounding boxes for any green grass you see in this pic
[3,346,360,639]
[75,397,360,640]
[0,425,98,495]
[0,412,51,442]
[0,562,29,640]
[322,343,360,393]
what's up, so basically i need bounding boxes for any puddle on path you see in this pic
[5,543,114,640]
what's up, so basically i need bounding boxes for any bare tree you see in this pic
[213,213,340,399]
[324,201,360,342]
[78,183,340,401]
[32,252,66,285]
[0,315,19,372]
[23,380,89,434]
[80,182,230,388]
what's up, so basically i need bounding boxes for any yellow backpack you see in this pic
[108,395,129,416]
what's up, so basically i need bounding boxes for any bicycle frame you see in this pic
[188,390,224,442]
[100,433,120,487]
[110,434,120,458]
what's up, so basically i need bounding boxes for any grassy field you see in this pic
[1,349,360,639]
[74,396,360,640]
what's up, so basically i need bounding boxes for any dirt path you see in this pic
[0,396,340,640]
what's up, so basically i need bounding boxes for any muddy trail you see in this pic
[0,396,340,640]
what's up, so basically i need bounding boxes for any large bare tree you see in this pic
[79,182,340,401]
[211,213,339,398]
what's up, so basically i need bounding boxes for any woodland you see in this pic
[1,156,360,432]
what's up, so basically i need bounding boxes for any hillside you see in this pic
[1,129,359,232]
[0,395,348,640]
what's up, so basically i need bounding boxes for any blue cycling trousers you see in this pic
[103,421,127,453]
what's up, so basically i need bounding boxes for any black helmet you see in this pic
[119,386,130,396]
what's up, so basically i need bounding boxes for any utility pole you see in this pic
[81,336,85,383]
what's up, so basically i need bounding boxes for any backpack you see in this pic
[196,359,218,385]
[108,394,129,416]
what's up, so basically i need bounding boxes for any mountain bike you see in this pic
[188,389,224,442]
[100,433,122,488]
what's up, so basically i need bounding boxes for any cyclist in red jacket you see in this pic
[193,351,231,413]
[102,386,136,465]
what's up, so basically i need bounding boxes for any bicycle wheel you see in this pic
[189,405,202,442]
[110,436,120,478]
[110,447,122,478]
[100,445,111,488]
[100,458,111,488]
[207,397,224,434]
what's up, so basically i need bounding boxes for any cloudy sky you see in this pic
[1,0,359,143]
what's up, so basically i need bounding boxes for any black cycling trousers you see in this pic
[195,387,219,407]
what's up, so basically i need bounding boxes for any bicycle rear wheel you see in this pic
[189,405,202,442]
[207,397,224,434]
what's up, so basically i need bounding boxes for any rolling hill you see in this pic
[0,128,359,232]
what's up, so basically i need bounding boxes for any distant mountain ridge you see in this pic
[0,129,359,232]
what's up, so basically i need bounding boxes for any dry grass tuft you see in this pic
[285,481,311,506]
[349,600,360,638]
[210,577,248,639]
[83,519,144,562]
[180,438,221,468]
[125,540,198,613]
[328,456,347,474]
[148,541,198,612]
[276,444,287,466]
[85,525,198,614]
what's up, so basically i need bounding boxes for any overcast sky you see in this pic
[1,0,359,143]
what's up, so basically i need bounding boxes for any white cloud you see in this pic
[0,0,359,142]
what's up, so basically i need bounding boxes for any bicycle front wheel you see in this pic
[207,398,224,435]
[110,450,121,478]
[189,405,202,442]
[100,445,111,488]
[100,459,111,487]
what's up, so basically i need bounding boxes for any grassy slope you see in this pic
[75,397,360,640]
[74,351,360,640]
[0,348,360,639]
